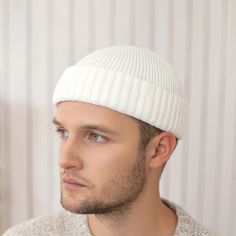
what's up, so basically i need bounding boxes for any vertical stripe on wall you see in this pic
[228,2,236,233]
[213,0,228,229]
[181,0,193,206]
[197,0,210,220]
[148,0,156,51]
[88,0,95,52]
[46,0,54,213]
[129,0,136,45]
[1,0,235,235]
[109,0,116,45]
[68,0,75,64]
[1,0,11,231]
[9,0,30,225]
[25,0,33,218]
[230,103,236,236]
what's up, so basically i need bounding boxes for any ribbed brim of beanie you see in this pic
[53,46,186,139]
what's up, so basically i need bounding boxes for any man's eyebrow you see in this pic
[80,124,118,135]
[52,117,62,125]
[52,117,118,135]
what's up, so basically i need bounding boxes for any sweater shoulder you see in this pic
[162,199,218,236]
[175,211,218,236]
[2,210,90,236]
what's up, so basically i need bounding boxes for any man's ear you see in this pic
[145,132,177,169]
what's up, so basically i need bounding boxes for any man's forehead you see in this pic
[54,101,139,130]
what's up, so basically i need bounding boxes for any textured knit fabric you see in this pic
[53,46,186,139]
[3,199,217,236]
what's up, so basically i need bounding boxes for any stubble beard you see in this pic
[60,150,147,219]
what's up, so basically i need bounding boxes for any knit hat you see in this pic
[53,46,186,139]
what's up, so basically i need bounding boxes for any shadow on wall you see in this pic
[0,99,55,234]
[0,98,11,234]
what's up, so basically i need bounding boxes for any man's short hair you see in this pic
[136,118,178,174]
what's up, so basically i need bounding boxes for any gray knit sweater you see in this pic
[3,200,217,236]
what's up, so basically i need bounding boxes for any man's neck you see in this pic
[87,192,177,236]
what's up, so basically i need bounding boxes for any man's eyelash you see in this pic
[88,133,107,142]
[55,128,65,133]
[55,128,68,138]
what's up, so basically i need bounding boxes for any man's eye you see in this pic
[88,133,106,143]
[55,129,69,139]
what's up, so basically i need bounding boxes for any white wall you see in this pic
[0,0,235,235]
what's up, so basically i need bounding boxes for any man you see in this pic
[3,46,216,235]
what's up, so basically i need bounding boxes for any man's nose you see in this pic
[58,138,83,170]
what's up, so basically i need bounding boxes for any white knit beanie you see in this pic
[53,46,186,139]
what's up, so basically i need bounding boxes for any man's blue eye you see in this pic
[55,129,69,139]
[55,129,106,143]
[89,133,106,143]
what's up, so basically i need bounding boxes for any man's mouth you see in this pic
[62,178,86,190]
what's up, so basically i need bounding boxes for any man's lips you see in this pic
[62,178,86,189]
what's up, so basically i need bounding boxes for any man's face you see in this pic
[53,101,147,215]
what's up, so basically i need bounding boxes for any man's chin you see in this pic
[60,200,84,214]
[60,199,107,215]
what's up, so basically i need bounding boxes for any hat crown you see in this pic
[77,46,183,97]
